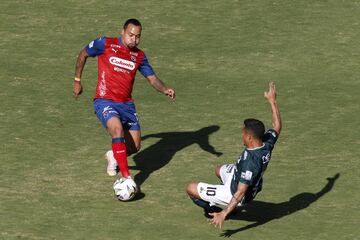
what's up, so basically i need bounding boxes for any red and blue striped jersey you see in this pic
[85,37,155,102]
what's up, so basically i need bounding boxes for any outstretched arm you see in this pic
[73,49,89,99]
[264,81,282,135]
[146,75,176,100]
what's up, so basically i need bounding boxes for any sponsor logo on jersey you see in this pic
[113,67,130,74]
[110,44,121,48]
[109,57,135,70]
[89,41,94,48]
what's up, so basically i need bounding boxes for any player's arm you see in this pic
[73,37,105,99]
[146,75,175,100]
[139,54,175,100]
[73,49,89,98]
[264,81,282,135]
[209,183,248,228]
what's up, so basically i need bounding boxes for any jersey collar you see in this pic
[246,143,265,151]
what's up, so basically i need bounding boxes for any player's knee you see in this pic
[108,125,123,138]
[215,166,221,178]
[134,142,141,152]
[107,118,123,138]
[186,182,198,197]
[126,142,141,156]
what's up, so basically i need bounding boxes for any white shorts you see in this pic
[197,164,244,207]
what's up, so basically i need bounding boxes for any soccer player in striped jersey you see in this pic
[73,19,175,183]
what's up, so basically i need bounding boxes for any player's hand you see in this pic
[209,211,226,229]
[73,81,83,99]
[164,88,176,100]
[264,81,277,103]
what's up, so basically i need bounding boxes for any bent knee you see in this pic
[215,166,221,178]
[186,182,199,198]
[134,142,141,152]
[108,126,123,138]
[127,143,141,156]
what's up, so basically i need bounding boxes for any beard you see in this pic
[127,42,137,49]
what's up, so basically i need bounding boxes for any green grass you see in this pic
[1,0,359,239]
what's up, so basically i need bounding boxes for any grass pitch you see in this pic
[1,0,359,239]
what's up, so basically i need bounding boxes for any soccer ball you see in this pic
[113,177,138,201]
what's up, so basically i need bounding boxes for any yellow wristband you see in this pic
[74,77,81,82]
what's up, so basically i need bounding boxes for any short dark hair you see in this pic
[243,118,265,140]
[123,18,142,29]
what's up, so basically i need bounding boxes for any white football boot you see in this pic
[105,150,118,176]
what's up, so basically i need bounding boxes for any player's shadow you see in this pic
[221,173,340,238]
[129,125,223,187]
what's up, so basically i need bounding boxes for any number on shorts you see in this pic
[206,187,216,196]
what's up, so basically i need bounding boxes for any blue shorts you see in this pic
[93,99,140,131]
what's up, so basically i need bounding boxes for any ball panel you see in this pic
[113,177,138,201]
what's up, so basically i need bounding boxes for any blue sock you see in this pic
[190,197,212,211]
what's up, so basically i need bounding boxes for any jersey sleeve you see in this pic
[138,54,155,77]
[84,36,106,57]
[262,128,279,151]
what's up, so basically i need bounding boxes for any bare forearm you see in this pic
[222,190,245,217]
[270,101,282,134]
[148,76,167,93]
[75,49,88,78]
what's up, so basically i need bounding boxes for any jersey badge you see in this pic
[241,171,253,181]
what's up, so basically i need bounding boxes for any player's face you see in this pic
[121,24,142,49]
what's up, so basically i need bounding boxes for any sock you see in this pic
[112,137,130,178]
[190,197,212,212]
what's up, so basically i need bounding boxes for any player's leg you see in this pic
[218,164,235,184]
[106,117,130,178]
[104,129,140,175]
[186,182,214,212]
[187,182,231,208]
[124,129,141,156]
[116,101,141,156]
[94,99,123,176]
